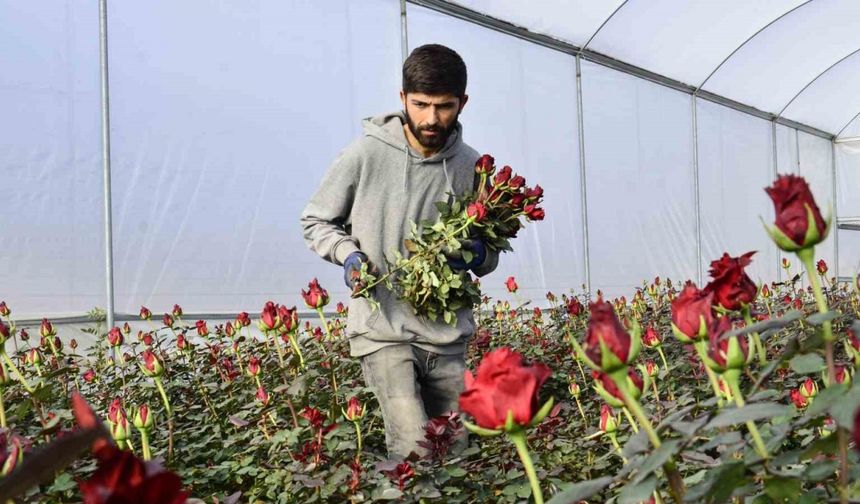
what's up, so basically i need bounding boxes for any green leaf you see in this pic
[631,440,681,485]
[683,461,745,503]
[619,475,657,504]
[805,310,841,326]
[764,477,801,503]
[789,353,825,374]
[804,382,847,418]
[546,476,613,504]
[803,460,838,481]
[705,402,791,429]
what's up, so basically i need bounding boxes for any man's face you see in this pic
[400,91,468,151]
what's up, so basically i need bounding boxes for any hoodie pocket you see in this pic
[347,296,380,335]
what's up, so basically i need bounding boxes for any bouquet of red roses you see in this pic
[354,154,545,325]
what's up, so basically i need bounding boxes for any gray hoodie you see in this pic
[300,111,499,357]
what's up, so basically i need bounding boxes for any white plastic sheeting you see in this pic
[407,4,585,304]
[580,60,697,296]
[0,1,105,317]
[836,142,860,277]
[107,0,402,314]
[696,100,779,285]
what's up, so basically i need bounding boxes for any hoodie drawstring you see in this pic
[403,149,410,190]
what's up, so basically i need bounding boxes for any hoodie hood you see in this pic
[362,111,465,163]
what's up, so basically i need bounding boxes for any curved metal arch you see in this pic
[581,0,629,53]
[695,0,813,93]
[836,109,860,138]
[777,46,860,118]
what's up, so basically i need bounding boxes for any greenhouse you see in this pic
[1,1,859,502]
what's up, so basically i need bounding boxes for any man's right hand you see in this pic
[343,251,371,289]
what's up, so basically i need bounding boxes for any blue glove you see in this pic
[446,239,486,271]
[343,251,369,288]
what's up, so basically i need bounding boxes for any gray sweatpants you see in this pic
[360,344,466,458]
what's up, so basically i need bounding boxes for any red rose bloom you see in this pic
[765,174,828,250]
[301,278,330,309]
[671,283,714,341]
[475,154,495,176]
[459,348,552,429]
[466,202,487,222]
[505,276,518,293]
[703,251,758,311]
[582,300,632,370]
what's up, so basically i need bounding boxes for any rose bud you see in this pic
[0,321,9,344]
[815,259,828,276]
[782,257,791,269]
[800,377,818,401]
[236,311,251,327]
[824,365,852,387]
[704,317,751,372]
[26,348,42,366]
[140,350,164,378]
[336,302,347,316]
[599,404,619,434]
[121,323,131,336]
[645,360,659,378]
[172,304,183,318]
[1,437,23,476]
[703,251,758,311]
[277,305,299,334]
[566,297,584,317]
[509,174,526,190]
[342,396,365,422]
[225,322,235,338]
[259,301,281,332]
[176,333,189,351]
[493,165,512,187]
[568,380,581,398]
[139,306,152,320]
[671,283,714,343]
[510,193,527,210]
[642,325,662,348]
[505,276,518,294]
[789,389,808,409]
[255,386,270,406]
[162,313,174,328]
[0,302,9,318]
[40,318,56,338]
[142,333,154,346]
[195,320,209,337]
[247,356,261,377]
[458,347,553,434]
[466,202,487,222]
[592,369,644,408]
[83,369,97,383]
[575,300,641,373]
[301,278,330,309]
[525,185,544,202]
[764,174,830,251]
[133,404,154,431]
[18,329,28,341]
[106,327,123,347]
[475,154,495,176]
[761,284,771,299]
[69,338,78,350]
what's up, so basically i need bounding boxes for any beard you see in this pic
[404,109,459,150]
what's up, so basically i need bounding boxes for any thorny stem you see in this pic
[723,369,769,460]
[508,430,544,504]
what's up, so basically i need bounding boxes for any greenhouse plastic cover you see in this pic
[0,0,857,319]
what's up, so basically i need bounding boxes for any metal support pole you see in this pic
[772,120,781,283]
[831,140,839,279]
[99,0,116,329]
[400,0,409,63]
[575,54,591,293]
[692,95,703,286]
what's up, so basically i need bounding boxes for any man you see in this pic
[300,44,498,458]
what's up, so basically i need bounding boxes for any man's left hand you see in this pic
[445,239,487,271]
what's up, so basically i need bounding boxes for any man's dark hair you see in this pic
[402,44,467,98]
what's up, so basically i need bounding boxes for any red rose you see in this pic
[706,316,748,370]
[79,443,187,504]
[526,206,545,221]
[703,251,758,311]
[40,318,55,338]
[301,278,330,309]
[459,348,552,430]
[344,396,365,422]
[466,202,487,222]
[505,276,518,294]
[0,321,8,342]
[278,305,299,333]
[140,350,164,377]
[765,174,828,250]
[0,302,9,317]
[171,304,183,318]
[493,165,512,187]
[509,175,526,190]
[592,369,644,402]
[139,306,151,321]
[247,356,261,377]
[671,283,714,342]
[790,389,808,409]
[525,185,544,201]
[581,300,635,371]
[643,325,661,348]
[162,314,174,328]
[255,386,270,406]
[475,154,495,176]
[195,320,208,337]
[260,301,280,331]
[566,297,584,317]
[236,311,251,327]
[816,259,828,275]
[83,369,97,383]
[107,327,124,347]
